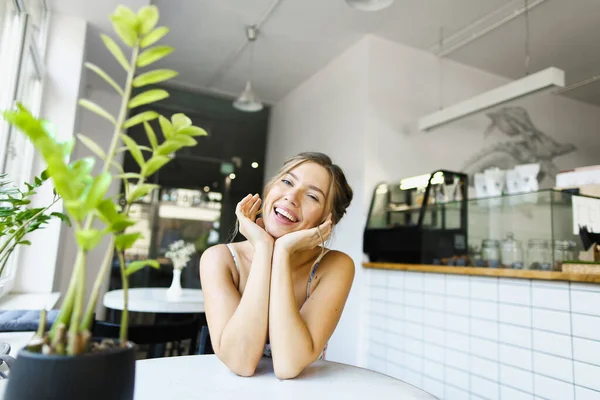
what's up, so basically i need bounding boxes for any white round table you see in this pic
[103,288,204,313]
[133,355,436,399]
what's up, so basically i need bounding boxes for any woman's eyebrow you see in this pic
[288,172,326,197]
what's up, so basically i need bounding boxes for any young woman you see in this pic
[199,152,354,380]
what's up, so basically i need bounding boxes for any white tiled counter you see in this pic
[361,268,600,400]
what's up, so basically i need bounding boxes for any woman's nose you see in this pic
[284,189,300,206]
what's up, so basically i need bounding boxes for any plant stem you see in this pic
[81,235,115,331]
[67,250,86,355]
[117,250,128,345]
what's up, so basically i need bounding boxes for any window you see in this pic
[0,0,49,297]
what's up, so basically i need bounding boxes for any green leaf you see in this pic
[177,126,208,137]
[110,15,138,47]
[101,34,130,71]
[76,134,107,160]
[96,198,118,223]
[18,240,31,246]
[158,115,174,139]
[120,134,145,168]
[128,183,159,203]
[156,140,182,156]
[172,135,197,147]
[128,89,169,109]
[141,156,170,177]
[133,69,178,87]
[171,113,192,130]
[113,5,137,25]
[115,173,142,180]
[109,217,137,232]
[136,5,159,35]
[111,161,125,175]
[140,26,169,48]
[78,99,116,124]
[136,45,173,68]
[123,110,158,129]
[125,259,160,277]
[76,229,106,251]
[117,145,152,154]
[84,63,123,95]
[84,173,111,210]
[69,157,95,178]
[143,121,158,150]
[51,212,71,227]
[115,232,142,251]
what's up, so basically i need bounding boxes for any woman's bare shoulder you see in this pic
[199,244,236,273]
[320,249,354,273]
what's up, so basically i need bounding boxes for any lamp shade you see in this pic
[233,81,263,112]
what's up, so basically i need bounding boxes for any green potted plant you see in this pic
[2,4,206,400]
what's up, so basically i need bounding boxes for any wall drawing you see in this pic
[462,107,576,184]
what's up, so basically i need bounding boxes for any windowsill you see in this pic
[363,263,600,283]
[0,292,60,310]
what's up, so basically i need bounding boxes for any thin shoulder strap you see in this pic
[225,243,240,272]
[306,248,330,299]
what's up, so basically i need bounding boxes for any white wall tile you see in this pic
[572,314,600,341]
[499,323,532,348]
[369,341,387,359]
[405,352,423,373]
[499,281,531,306]
[423,326,444,345]
[446,314,470,334]
[499,304,531,327]
[367,355,386,374]
[386,361,404,380]
[471,278,498,301]
[575,385,600,400]
[405,305,424,324]
[404,272,424,291]
[471,337,498,361]
[534,374,575,400]
[573,338,600,367]
[446,367,469,389]
[387,317,403,336]
[369,327,387,343]
[533,330,572,358]
[404,369,423,388]
[574,361,600,392]
[533,352,573,383]
[445,348,469,371]
[499,344,533,370]
[446,331,469,352]
[422,377,444,399]
[446,296,470,316]
[471,355,499,381]
[423,358,444,381]
[471,299,498,321]
[423,309,445,329]
[471,319,499,341]
[423,274,445,294]
[404,321,423,340]
[370,269,388,286]
[532,286,570,311]
[404,337,424,357]
[370,314,387,330]
[405,291,424,308]
[532,309,572,335]
[571,290,600,317]
[570,282,600,293]
[387,346,403,365]
[388,272,403,289]
[446,275,470,297]
[500,364,534,393]
[500,385,533,400]
[386,287,403,304]
[424,293,445,311]
[445,385,470,400]
[471,375,499,400]
[370,286,387,301]
[424,342,445,364]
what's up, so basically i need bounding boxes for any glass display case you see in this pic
[364,177,600,270]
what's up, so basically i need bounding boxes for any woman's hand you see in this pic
[236,194,273,248]
[275,214,332,255]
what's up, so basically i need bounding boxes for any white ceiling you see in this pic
[50,0,600,106]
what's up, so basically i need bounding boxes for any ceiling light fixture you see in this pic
[233,25,263,112]
[418,0,564,132]
[346,0,394,12]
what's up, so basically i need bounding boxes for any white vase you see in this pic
[166,268,183,300]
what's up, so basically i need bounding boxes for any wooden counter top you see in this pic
[363,262,600,283]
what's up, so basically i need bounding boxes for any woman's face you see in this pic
[263,162,331,238]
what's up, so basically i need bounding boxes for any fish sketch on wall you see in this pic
[462,107,576,184]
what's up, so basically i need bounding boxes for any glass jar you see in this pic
[501,233,524,269]
[526,239,552,270]
[482,239,500,268]
[554,240,577,271]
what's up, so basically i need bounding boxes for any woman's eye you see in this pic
[282,179,292,186]
[308,194,319,201]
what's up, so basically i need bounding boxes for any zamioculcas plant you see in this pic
[3,4,207,356]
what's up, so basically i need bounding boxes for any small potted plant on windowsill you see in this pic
[2,5,207,400]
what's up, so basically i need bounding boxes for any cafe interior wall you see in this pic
[266,33,600,367]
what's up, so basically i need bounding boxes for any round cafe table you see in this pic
[103,288,204,313]
[133,355,436,400]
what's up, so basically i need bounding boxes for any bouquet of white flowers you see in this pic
[165,240,196,270]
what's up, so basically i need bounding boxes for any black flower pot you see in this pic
[4,344,135,400]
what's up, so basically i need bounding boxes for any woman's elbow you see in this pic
[218,353,259,377]
[273,359,306,380]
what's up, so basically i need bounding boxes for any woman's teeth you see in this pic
[275,207,297,222]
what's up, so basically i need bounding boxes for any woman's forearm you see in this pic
[268,247,316,379]
[218,242,273,375]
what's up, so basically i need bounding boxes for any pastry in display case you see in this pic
[363,170,469,264]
